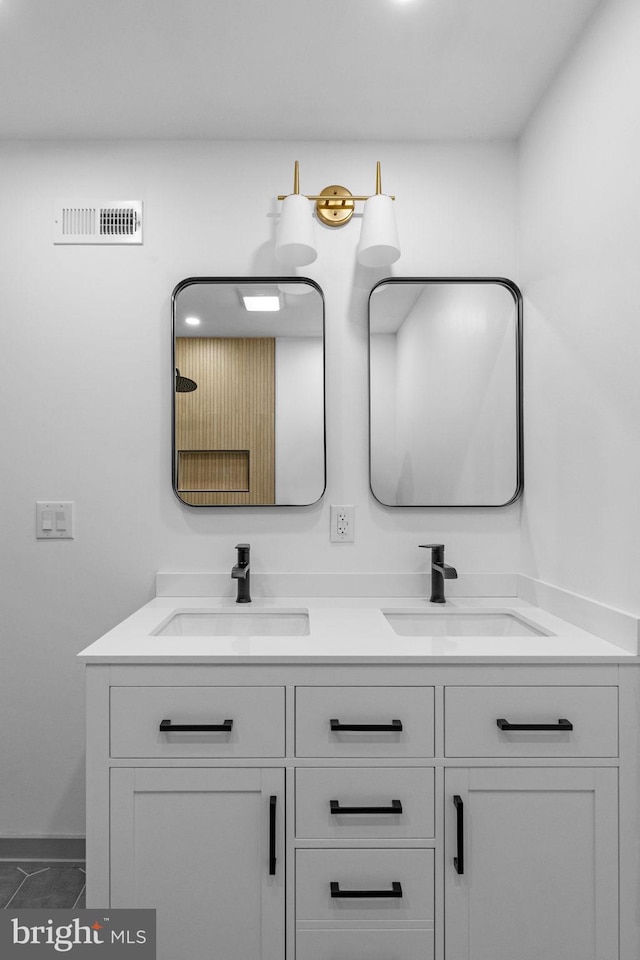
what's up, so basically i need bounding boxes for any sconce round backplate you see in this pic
[316,185,355,226]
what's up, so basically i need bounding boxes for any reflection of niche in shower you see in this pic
[175,337,275,505]
[178,450,250,493]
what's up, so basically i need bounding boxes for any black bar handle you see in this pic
[453,795,464,875]
[496,718,573,732]
[330,799,403,815]
[269,795,277,876]
[330,881,402,899]
[159,718,233,732]
[330,718,403,732]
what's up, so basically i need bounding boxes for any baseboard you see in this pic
[0,837,85,861]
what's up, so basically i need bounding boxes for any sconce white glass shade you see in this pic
[357,193,401,267]
[274,194,317,267]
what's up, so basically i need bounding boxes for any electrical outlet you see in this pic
[330,504,355,543]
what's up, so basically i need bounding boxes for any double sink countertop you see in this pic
[77,595,638,664]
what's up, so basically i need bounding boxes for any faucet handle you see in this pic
[235,543,250,564]
[420,544,447,566]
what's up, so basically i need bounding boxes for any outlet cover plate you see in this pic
[330,504,355,543]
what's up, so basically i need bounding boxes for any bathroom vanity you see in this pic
[79,594,640,960]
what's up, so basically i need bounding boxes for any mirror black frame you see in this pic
[171,276,326,507]
[368,276,524,508]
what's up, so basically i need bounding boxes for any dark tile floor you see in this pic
[0,862,85,909]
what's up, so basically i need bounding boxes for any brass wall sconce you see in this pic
[275,161,400,268]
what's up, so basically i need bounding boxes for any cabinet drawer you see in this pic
[110,686,285,758]
[296,767,434,839]
[297,928,434,960]
[296,849,434,922]
[445,686,618,757]
[295,687,434,757]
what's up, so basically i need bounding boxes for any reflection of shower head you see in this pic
[175,368,197,392]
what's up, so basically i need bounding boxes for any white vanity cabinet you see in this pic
[441,684,621,959]
[441,681,623,960]
[110,767,285,959]
[86,673,287,960]
[84,660,637,960]
[294,684,436,960]
[444,767,618,960]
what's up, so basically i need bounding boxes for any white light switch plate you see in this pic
[36,501,74,539]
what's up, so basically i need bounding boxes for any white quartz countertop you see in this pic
[77,595,637,664]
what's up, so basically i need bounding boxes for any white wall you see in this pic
[369,334,398,503]
[275,337,324,504]
[518,0,640,613]
[0,140,518,836]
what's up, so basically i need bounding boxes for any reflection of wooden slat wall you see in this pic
[175,338,275,505]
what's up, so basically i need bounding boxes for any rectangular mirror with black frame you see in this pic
[172,277,325,506]
[368,277,523,507]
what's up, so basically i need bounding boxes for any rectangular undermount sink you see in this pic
[382,610,550,637]
[153,609,310,637]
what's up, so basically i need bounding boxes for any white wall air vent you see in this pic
[53,200,143,244]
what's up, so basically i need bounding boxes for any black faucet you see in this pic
[419,544,458,603]
[231,543,251,603]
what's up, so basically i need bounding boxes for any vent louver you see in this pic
[53,200,143,244]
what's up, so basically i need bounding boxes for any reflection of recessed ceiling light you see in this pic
[184,316,201,325]
[242,295,281,312]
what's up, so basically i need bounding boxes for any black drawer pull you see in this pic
[269,795,277,876]
[330,799,403,815]
[496,718,573,732]
[330,881,402,899]
[330,719,403,732]
[453,794,464,875]
[159,718,233,733]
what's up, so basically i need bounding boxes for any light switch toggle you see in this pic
[36,502,74,539]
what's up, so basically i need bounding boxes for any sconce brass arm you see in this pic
[277,192,396,201]
[277,161,395,226]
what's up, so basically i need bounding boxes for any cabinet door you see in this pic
[110,767,284,960]
[445,767,618,960]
